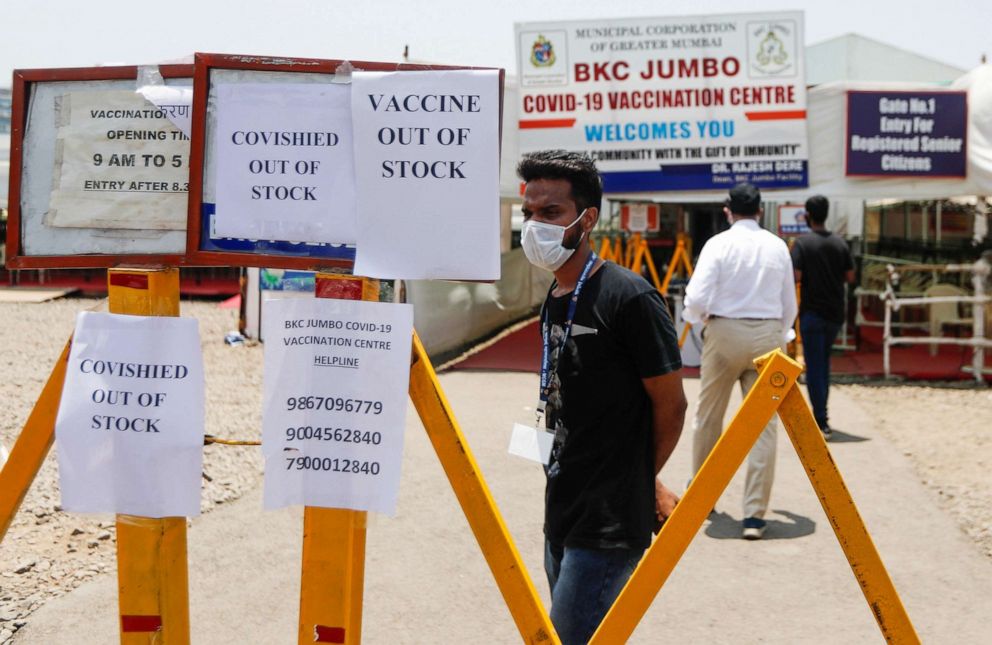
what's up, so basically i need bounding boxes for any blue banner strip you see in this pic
[199,203,356,261]
[601,162,808,193]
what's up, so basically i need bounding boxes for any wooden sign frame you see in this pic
[5,64,194,269]
[185,52,504,271]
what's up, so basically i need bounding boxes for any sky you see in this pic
[2,0,990,85]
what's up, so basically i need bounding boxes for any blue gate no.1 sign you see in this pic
[846,91,967,177]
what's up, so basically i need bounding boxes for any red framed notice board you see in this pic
[5,64,194,269]
[620,203,660,233]
[186,52,505,276]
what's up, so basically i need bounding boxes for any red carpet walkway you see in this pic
[445,319,991,382]
[445,319,543,373]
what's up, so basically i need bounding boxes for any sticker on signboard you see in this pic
[778,203,810,236]
[621,203,659,233]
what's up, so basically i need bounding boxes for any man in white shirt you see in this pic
[683,182,797,540]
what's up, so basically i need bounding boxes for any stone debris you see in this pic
[0,298,264,639]
[842,384,992,560]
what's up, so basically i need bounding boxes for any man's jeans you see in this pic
[800,311,842,430]
[544,540,643,645]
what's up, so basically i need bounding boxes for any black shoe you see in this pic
[742,517,766,540]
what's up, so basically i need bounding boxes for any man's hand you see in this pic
[642,370,686,534]
[655,476,680,532]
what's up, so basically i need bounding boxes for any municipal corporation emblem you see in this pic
[530,35,556,68]
[519,28,568,87]
[747,21,797,77]
[757,31,788,69]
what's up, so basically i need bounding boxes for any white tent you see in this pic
[806,33,965,86]
[953,63,992,194]
[798,69,992,199]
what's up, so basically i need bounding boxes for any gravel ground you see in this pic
[0,297,263,643]
[0,298,990,643]
[838,383,992,560]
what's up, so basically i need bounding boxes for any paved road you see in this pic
[16,371,992,643]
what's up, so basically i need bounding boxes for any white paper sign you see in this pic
[47,90,191,230]
[213,83,358,244]
[55,312,205,517]
[137,85,193,137]
[627,203,649,233]
[261,298,414,514]
[351,70,501,280]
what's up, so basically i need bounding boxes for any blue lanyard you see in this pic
[538,252,598,417]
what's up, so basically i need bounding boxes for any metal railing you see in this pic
[880,258,992,382]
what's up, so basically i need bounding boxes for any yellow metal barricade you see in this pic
[589,349,920,645]
[660,237,696,348]
[0,310,918,643]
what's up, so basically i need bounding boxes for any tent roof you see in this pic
[807,33,966,86]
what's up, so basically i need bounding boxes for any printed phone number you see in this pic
[285,426,382,445]
[286,396,383,414]
[285,456,380,475]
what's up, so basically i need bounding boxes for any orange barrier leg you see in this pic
[659,240,684,293]
[642,243,665,293]
[296,274,379,645]
[597,237,613,262]
[631,240,645,275]
[409,332,558,644]
[109,267,191,645]
[0,338,71,543]
[677,322,692,349]
[777,385,919,642]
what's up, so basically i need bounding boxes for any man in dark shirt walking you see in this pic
[517,150,686,644]
[791,195,855,439]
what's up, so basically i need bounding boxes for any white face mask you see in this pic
[521,209,587,272]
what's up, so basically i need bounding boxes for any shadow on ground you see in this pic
[704,509,816,540]
[826,428,871,443]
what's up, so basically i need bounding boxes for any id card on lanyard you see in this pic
[508,252,598,465]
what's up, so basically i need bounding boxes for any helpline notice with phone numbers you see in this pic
[261,298,414,514]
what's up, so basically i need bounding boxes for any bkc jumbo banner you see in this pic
[516,11,808,192]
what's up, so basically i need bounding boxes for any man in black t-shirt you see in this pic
[517,150,686,644]
[791,195,855,439]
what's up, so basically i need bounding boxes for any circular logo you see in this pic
[530,35,556,68]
